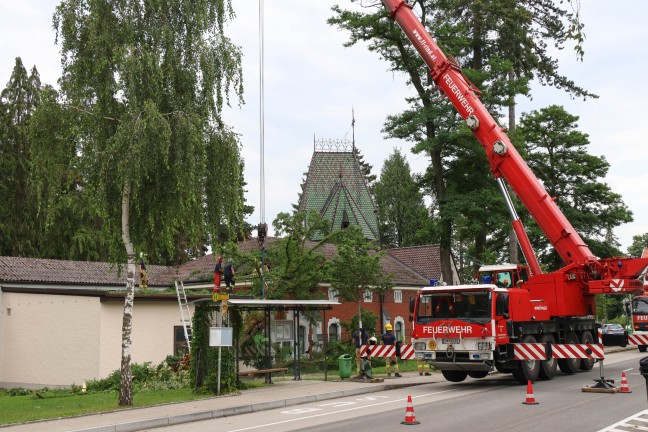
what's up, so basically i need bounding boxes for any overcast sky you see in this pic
[1,1,647,253]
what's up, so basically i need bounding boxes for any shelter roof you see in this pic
[227,299,339,311]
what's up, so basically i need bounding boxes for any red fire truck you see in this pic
[380,0,648,383]
[630,250,648,352]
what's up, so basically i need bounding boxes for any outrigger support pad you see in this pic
[582,360,617,394]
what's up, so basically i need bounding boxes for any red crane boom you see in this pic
[381,0,647,295]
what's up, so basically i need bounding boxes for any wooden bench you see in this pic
[238,367,288,379]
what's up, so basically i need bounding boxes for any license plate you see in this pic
[442,338,460,344]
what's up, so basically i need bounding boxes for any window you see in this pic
[328,323,339,341]
[363,289,373,303]
[328,288,338,302]
[299,325,306,353]
[174,326,189,355]
[417,291,491,323]
[395,321,404,341]
[275,320,293,341]
[634,298,648,314]
[394,290,403,303]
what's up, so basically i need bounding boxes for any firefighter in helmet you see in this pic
[213,256,223,293]
[381,323,401,377]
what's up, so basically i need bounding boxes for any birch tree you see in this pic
[54,0,244,405]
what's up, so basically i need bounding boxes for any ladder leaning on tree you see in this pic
[174,280,193,351]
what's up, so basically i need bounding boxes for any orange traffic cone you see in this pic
[401,395,420,425]
[522,380,539,405]
[619,372,632,393]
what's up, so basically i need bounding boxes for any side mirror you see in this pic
[408,315,413,322]
[409,297,415,314]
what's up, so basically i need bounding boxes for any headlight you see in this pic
[477,342,492,351]
[414,342,427,351]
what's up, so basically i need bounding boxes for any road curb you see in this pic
[68,381,426,432]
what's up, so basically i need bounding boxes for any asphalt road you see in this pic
[145,349,648,432]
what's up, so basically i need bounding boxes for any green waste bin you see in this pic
[338,354,353,379]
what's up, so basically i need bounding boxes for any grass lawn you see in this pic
[0,388,215,426]
[0,361,423,426]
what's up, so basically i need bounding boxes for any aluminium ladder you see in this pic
[174,280,193,351]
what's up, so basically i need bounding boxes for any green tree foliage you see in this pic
[260,210,333,300]
[328,226,393,327]
[54,0,246,265]
[628,233,648,258]
[190,303,237,395]
[518,105,632,268]
[329,1,592,279]
[29,87,110,260]
[373,149,427,247]
[53,0,245,405]
[0,58,41,256]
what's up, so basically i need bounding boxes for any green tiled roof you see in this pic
[299,149,378,240]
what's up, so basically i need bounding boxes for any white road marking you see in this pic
[355,395,389,401]
[316,401,356,408]
[224,389,458,432]
[598,409,648,431]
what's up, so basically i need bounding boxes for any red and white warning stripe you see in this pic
[551,343,604,359]
[359,344,415,359]
[513,343,604,360]
[360,345,395,358]
[628,334,648,346]
[513,343,546,361]
[399,344,415,360]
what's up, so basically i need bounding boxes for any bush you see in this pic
[85,359,189,393]
[6,388,30,397]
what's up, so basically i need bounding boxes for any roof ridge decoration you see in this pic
[314,138,354,153]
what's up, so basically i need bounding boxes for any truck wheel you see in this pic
[640,345,647,353]
[468,371,489,379]
[513,335,540,384]
[538,334,557,380]
[442,370,468,382]
[579,331,595,371]
[558,331,580,374]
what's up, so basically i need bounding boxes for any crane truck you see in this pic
[629,249,648,352]
[380,0,648,383]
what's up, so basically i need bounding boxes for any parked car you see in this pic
[600,323,628,347]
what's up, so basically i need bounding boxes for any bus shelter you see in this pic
[227,299,339,383]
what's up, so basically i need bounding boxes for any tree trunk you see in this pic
[119,181,136,406]
[429,133,453,283]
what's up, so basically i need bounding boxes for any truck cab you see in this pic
[410,284,510,382]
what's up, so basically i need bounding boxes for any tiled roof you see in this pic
[174,239,428,286]
[0,256,173,287]
[386,244,442,282]
[0,239,435,288]
[299,151,378,240]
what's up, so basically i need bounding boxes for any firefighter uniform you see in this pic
[381,324,401,377]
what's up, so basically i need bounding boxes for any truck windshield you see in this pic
[416,291,491,324]
[633,298,648,314]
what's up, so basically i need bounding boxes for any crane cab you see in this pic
[478,263,529,288]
